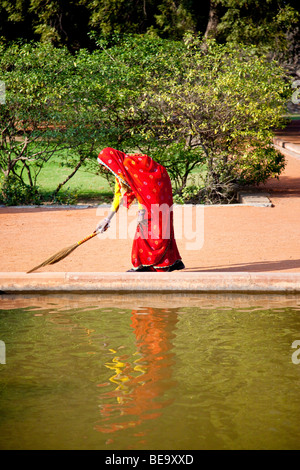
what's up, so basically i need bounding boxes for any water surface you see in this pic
[0,295,300,450]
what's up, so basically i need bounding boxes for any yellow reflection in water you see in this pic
[95,307,178,435]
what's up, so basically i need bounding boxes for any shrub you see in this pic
[0,175,42,205]
[0,36,290,205]
[94,35,289,202]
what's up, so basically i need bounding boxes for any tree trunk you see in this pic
[204,1,220,39]
[53,157,86,196]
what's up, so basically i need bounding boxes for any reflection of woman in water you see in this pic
[96,148,184,272]
[95,308,179,436]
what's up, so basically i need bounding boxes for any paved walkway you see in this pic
[274,119,300,157]
[1,120,300,293]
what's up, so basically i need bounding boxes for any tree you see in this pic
[95,35,288,202]
[0,0,299,55]
[0,0,211,47]
[0,42,103,203]
[204,0,223,39]
[0,44,67,182]
[0,36,290,205]
[206,0,300,52]
[0,0,92,50]
[154,0,197,38]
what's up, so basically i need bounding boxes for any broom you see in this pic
[27,230,99,273]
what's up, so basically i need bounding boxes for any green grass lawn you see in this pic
[283,114,300,120]
[0,150,115,204]
[1,144,207,205]
[35,156,114,203]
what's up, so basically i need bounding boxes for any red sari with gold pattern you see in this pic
[97,148,182,271]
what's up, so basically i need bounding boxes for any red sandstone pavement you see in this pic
[274,119,300,156]
[1,121,300,284]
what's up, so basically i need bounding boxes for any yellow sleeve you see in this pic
[111,179,122,212]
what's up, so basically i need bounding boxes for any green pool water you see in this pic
[0,294,300,450]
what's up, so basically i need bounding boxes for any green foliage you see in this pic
[0,0,203,47]
[0,0,92,49]
[173,184,201,204]
[0,41,106,203]
[215,0,300,51]
[0,42,69,189]
[96,35,288,201]
[232,146,286,186]
[154,0,197,38]
[0,175,42,205]
[83,0,158,36]
[0,35,290,205]
[0,0,299,57]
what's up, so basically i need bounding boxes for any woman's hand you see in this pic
[96,218,110,233]
[137,209,147,226]
[96,211,116,233]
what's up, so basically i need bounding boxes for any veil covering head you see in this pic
[97,148,173,209]
[97,148,182,270]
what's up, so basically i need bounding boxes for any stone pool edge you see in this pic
[1,272,300,294]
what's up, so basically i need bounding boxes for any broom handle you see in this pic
[77,230,98,246]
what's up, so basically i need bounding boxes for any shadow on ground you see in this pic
[185,259,300,272]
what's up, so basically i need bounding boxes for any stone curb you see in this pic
[274,143,300,161]
[2,272,300,294]
[274,137,300,155]
[0,200,274,210]
[238,192,272,207]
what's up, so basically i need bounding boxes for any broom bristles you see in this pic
[27,243,78,273]
[27,231,98,274]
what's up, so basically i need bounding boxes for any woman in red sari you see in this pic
[96,147,185,272]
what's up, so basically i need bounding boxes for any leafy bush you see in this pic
[0,175,42,205]
[96,35,288,202]
[0,36,290,205]
[0,42,103,203]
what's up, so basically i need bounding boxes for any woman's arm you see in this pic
[96,179,121,232]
